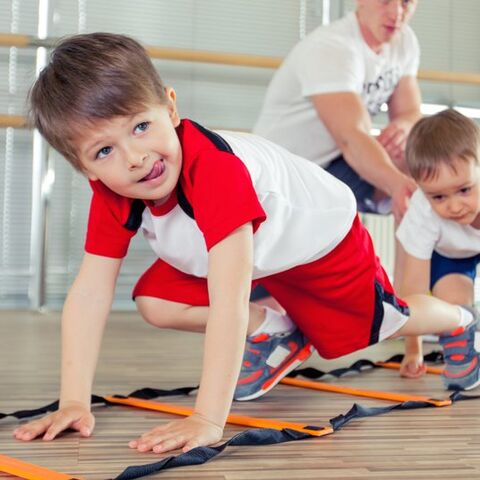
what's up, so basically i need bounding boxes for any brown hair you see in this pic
[406,108,480,181]
[28,32,168,170]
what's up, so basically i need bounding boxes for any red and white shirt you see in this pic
[85,119,356,279]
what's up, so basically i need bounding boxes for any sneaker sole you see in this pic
[464,375,480,391]
[234,343,315,401]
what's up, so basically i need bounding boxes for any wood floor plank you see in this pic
[1,311,480,479]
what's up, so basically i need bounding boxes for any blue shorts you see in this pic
[430,251,480,290]
[325,155,391,215]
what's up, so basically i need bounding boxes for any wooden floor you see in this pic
[1,310,480,479]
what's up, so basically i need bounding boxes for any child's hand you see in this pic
[13,402,94,441]
[399,353,427,378]
[129,413,223,454]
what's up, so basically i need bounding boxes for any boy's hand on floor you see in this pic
[129,414,223,454]
[399,353,427,378]
[13,402,94,441]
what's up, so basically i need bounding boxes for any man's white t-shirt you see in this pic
[396,189,480,260]
[254,11,420,168]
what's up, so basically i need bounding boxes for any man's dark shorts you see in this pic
[325,154,392,214]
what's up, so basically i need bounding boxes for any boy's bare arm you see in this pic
[129,223,254,454]
[60,253,123,407]
[197,222,253,425]
[14,253,122,441]
[398,252,431,378]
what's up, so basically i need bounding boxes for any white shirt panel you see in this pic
[141,131,357,279]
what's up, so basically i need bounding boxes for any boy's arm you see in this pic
[129,223,253,454]
[398,252,431,378]
[196,222,253,425]
[14,252,122,441]
[60,252,123,408]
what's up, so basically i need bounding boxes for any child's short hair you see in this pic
[28,32,168,170]
[406,108,480,181]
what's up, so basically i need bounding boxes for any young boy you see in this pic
[13,34,479,455]
[396,109,480,381]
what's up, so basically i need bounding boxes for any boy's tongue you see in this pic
[143,161,162,181]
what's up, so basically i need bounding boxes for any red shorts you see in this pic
[133,216,409,359]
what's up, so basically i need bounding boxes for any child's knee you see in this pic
[135,296,182,328]
[431,273,474,305]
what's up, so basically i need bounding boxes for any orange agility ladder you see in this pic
[280,377,451,406]
[105,395,331,437]
[0,454,84,480]
[374,361,443,375]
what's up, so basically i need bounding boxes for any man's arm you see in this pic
[14,253,122,441]
[311,91,416,221]
[378,75,422,171]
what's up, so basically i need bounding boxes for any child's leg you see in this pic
[133,258,311,401]
[135,296,267,334]
[432,274,475,306]
[399,252,477,378]
[390,294,472,338]
[389,294,479,390]
[133,257,271,334]
[392,250,478,338]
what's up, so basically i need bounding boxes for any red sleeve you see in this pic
[187,151,266,250]
[84,181,138,258]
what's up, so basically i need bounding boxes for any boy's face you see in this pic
[356,0,417,52]
[419,157,480,226]
[75,88,182,205]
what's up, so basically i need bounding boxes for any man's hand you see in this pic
[13,402,94,441]
[377,123,409,171]
[399,353,427,379]
[390,174,416,223]
[129,413,223,454]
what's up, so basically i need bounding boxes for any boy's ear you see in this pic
[165,87,180,127]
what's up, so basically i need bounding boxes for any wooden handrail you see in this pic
[1,32,480,85]
[0,114,27,128]
[418,68,480,86]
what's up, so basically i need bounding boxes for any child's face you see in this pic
[75,90,182,204]
[419,157,480,226]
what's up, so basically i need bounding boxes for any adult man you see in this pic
[254,0,421,224]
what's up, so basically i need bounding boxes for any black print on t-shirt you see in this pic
[363,66,401,116]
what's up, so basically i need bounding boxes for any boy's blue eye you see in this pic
[134,121,150,133]
[96,146,112,159]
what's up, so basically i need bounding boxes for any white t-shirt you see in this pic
[396,189,480,260]
[253,11,420,168]
[86,120,357,279]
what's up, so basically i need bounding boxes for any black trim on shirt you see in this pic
[190,120,234,154]
[177,121,234,219]
[124,199,146,231]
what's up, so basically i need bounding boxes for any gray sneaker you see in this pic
[439,306,480,391]
[233,327,314,401]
